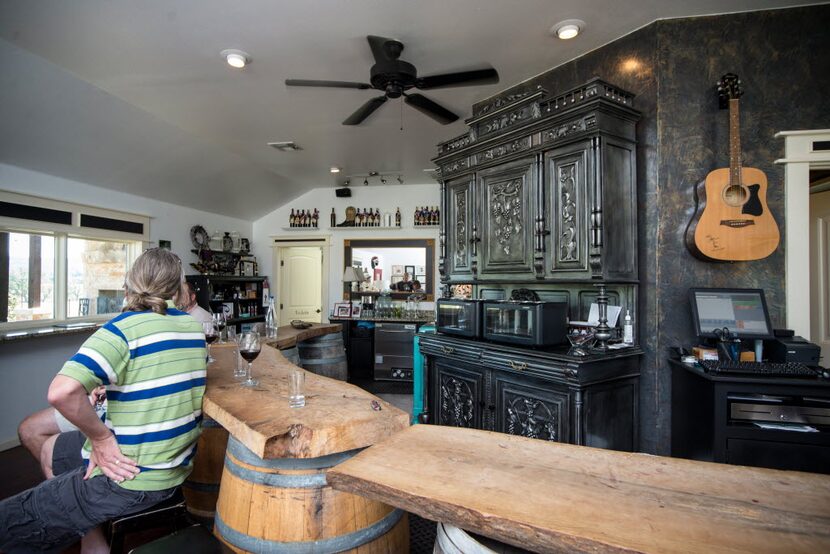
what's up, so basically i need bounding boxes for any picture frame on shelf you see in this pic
[351,304,362,319]
[334,302,352,318]
[221,302,234,318]
[239,259,257,277]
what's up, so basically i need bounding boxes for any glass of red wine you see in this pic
[203,321,218,363]
[238,331,261,387]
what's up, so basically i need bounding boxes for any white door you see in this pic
[278,247,322,325]
[810,190,830,362]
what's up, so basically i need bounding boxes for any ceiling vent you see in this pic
[267,141,302,152]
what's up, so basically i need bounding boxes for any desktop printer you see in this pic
[766,335,821,365]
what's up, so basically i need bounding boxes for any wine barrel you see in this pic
[297,332,348,381]
[182,416,228,527]
[280,345,300,365]
[214,437,408,553]
[434,523,526,554]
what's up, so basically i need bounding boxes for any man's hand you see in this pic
[84,433,139,482]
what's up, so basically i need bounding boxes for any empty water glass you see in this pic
[288,369,305,408]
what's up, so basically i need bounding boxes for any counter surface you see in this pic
[328,424,830,553]
[202,342,409,460]
[262,322,342,350]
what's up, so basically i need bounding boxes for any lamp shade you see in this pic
[342,266,364,283]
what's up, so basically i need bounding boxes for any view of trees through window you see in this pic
[3,232,55,322]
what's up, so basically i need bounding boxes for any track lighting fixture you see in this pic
[341,171,402,186]
[380,177,387,185]
[397,175,404,184]
[363,178,369,186]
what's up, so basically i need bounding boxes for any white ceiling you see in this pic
[0,0,809,220]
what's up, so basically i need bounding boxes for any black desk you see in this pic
[670,359,830,474]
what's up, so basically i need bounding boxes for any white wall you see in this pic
[252,183,441,316]
[0,163,253,268]
[0,163,254,449]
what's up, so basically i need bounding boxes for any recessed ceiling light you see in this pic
[330,167,341,173]
[221,49,251,69]
[551,19,585,40]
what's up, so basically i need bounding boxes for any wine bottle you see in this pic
[313,209,319,228]
[395,207,401,227]
[289,208,295,227]
[330,207,336,227]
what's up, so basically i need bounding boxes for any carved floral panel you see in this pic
[440,375,475,428]
[505,394,560,441]
[487,178,525,262]
[558,163,579,263]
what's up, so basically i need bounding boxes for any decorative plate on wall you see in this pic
[190,225,209,249]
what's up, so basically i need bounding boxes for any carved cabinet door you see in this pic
[477,157,537,279]
[445,175,475,280]
[545,141,592,279]
[434,359,486,429]
[493,372,570,443]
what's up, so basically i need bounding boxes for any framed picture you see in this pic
[391,264,404,276]
[404,265,415,277]
[221,302,234,318]
[334,302,352,318]
[239,259,257,277]
[415,265,425,275]
[351,304,362,318]
[158,239,171,250]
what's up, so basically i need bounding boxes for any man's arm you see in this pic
[47,375,138,482]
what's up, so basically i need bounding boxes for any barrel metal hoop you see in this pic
[215,508,404,554]
[227,436,364,470]
[224,453,328,488]
[181,480,221,493]
[299,356,347,365]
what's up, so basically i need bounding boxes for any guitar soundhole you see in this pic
[722,185,748,206]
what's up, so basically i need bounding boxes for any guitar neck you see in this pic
[729,98,742,186]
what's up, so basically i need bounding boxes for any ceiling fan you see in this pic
[285,35,499,126]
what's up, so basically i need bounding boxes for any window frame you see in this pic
[0,191,149,330]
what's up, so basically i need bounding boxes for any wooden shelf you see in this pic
[329,226,402,231]
[280,226,322,231]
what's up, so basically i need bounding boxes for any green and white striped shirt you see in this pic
[58,300,206,491]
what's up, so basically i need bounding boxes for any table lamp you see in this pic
[342,266,364,292]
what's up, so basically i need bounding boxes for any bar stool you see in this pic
[108,487,190,554]
[127,524,232,554]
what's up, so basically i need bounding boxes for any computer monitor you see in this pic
[689,288,774,340]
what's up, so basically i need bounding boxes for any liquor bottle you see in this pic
[375,208,381,226]
[367,209,374,227]
[395,207,401,227]
[262,278,270,307]
[289,208,295,227]
[312,209,319,228]
[330,207,336,227]
[265,296,277,339]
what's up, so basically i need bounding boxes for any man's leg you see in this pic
[39,434,59,479]
[17,407,60,463]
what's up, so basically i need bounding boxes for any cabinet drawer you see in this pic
[480,350,570,381]
[419,338,483,362]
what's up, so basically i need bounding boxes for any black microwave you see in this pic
[436,299,483,338]
[481,301,568,347]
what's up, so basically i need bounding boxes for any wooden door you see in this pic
[493,372,569,443]
[445,175,475,280]
[278,246,322,325]
[433,359,486,429]
[545,142,591,279]
[810,190,830,360]
[477,157,536,279]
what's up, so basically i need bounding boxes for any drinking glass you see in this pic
[213,312,228,343]
[238,331,261,387]
[226,327,244,379]
[202,321,218,363]
[288,368,305,408]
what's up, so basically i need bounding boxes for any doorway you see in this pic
[272,236,330,327]
[810,181,830,362]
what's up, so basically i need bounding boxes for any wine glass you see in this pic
[238,331,261,387]
[213,311,227,343]
[203,321,218,363]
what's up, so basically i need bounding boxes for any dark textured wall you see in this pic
[474,5,830,454]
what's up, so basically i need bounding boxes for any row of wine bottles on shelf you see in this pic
[414,206,440,226]
[289,208,320,228]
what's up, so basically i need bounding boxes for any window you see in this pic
[2,232,56,322]
[67,238,129,318]
[0,190,150,328]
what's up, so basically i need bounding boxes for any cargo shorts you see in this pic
[0,431,175,553]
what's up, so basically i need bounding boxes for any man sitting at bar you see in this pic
[178,281,213,323]
[0,248,207,554]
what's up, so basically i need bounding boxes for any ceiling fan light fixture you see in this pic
[221,49,251,69]
[551,20,585,40]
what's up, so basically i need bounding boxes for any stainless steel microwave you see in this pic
[436,299,483,338]
[481,301,568,347]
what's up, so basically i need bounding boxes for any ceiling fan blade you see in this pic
[343,95,388,125]
[367,35,402,63]
[404,93,459,124]
[416,68,499,89]
[285,79,372,90]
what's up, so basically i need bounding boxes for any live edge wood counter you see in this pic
[327,425,830,554]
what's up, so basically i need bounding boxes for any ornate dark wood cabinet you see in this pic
[422,334,640,451]
[424,78,642,452]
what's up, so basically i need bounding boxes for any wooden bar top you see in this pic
[327,425,830,554]
[202,342,409,460]
[262,322,342,350]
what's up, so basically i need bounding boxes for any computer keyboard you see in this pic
[698,360,818,377]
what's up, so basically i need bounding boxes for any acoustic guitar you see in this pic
[686,74,780,261]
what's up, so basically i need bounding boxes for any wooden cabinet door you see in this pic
[477,157,537,279]
[434,359,486,429]
[445,175,475,279]
[493,372,569,443]
[545,141,592,279]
